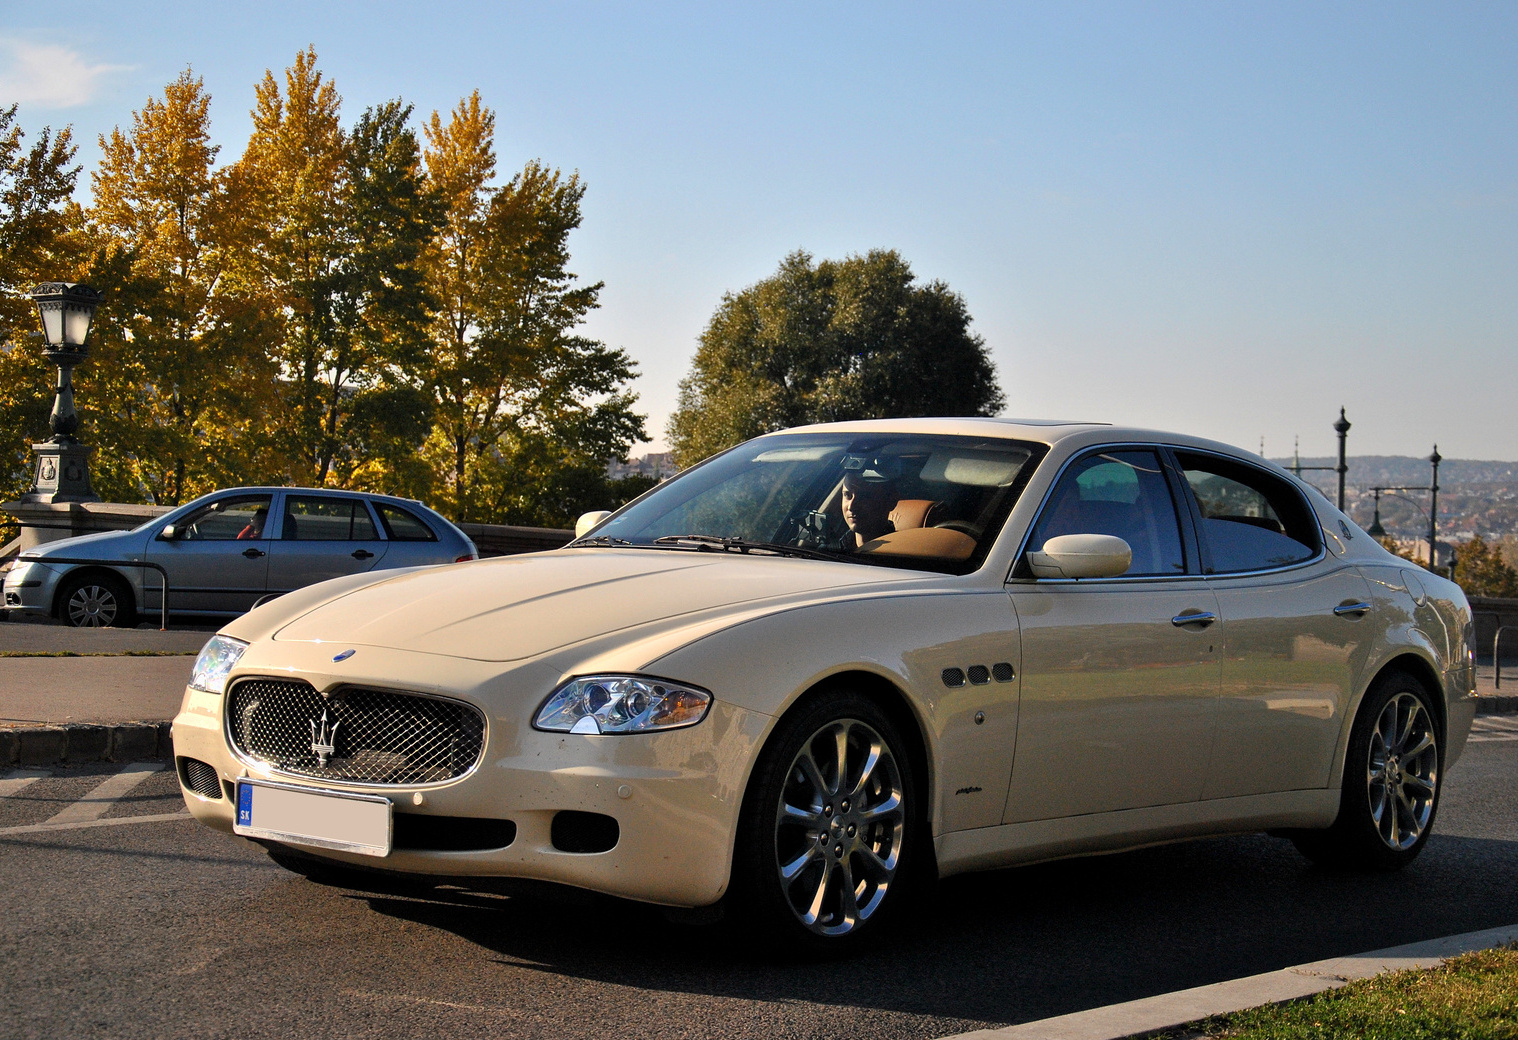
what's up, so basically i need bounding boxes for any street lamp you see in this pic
[22,281,103,502]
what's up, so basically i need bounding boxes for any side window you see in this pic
[377,503,437,542]
[1029,450,1186,576]
[178,495,272,541]
[1174,453,1321,573]
[283,497,380,541]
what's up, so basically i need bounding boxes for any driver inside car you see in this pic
[838,459,900,549]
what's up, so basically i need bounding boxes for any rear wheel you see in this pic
[1292,670,1441,870]
[731,691,925,954]
[57,572,135,629]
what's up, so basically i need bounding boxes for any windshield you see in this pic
[582,433,1045,573]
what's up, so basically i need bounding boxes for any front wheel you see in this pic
[57,572,136,629]
[1292,671,1441,870]
[731,691,925,954]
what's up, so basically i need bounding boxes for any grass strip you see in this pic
[0,650,196,658]
[1161,944,1518,1039]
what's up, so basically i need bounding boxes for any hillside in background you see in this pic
[1272,456,1518,540]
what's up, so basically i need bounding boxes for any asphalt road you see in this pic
[3,721,1517,1040]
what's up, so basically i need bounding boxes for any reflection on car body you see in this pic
[170,419,1477,953]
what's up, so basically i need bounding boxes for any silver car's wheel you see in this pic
[774,717,906,937]
[64,582,121,627]
[1366,692,1439,851]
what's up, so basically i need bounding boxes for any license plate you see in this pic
[234,778,392,857]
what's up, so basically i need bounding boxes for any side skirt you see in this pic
[935,789,1339,877]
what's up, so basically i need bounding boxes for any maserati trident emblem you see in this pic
[310,709,339,767]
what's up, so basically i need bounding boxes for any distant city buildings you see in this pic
[607,452,680,482]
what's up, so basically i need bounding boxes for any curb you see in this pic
[1476,695,1518,715]
[0,722,172,766]
[942,922,1518,1040]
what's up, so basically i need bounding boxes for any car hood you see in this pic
[21,527,144,560]
[271,548,916,662]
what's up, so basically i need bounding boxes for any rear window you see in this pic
[377,503,437,542]
[1174,453,1321,573]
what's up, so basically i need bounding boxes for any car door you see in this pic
[1171,450,1376,799]
[264,494,391,594]
[1003,448,1221,823]
[144,493,274,614]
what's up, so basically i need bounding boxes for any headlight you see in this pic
[534,675,712,734]
[189,635,249,695]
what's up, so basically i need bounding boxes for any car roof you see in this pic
[194,487,432,509]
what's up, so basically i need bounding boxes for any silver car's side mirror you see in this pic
[158,524,179,541]
[574,510,613,538]
[1027,533,1132,579]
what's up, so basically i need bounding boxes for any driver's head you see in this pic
[841,464,898,544]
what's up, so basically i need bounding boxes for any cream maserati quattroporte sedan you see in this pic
[173,419,1477,951]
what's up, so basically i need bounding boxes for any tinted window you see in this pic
[1029,450,1186,576]
[377,504,437,541]
[282,497,379,541]
[1175,453,1320,573]
[177,495,272,541]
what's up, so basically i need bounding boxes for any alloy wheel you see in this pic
[773,717,905,937]
[66,584,118,628]
[1365,691,1439,851]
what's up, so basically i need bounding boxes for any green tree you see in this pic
[420,96,644,523]
[86,70,277,505]
[667,249,1005,467]
[1454,535,1518,598]
[0,106,82,527]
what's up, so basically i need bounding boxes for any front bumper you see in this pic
[2,561,56,616]
[171,642,772,907]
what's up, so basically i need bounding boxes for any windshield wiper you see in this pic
[567,534,634,548]
[651,534,843,561]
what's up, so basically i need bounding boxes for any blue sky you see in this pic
[3,2,1515,457]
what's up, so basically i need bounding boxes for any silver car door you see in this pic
[144,493,274,614]
[264,494,391,594]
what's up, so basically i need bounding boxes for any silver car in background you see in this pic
[3,487,477,627]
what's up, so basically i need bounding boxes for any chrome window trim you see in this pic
[1005,440,1328,586]
[223,677,488,790]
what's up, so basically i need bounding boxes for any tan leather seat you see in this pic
[889,499,940,531]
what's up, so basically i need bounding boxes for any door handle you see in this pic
[1333,601,1372,617]
[1172,610,1217,628]
[351,549,374,560]
[242,547,265,559]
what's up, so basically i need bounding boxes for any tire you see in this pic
[1291,670,1442,870]
[56,571,136,629]
[729,690,926,955]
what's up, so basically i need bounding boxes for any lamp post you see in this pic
[1428,445,1441,575]
[1333,407,1351,512]
[22,282,103,503]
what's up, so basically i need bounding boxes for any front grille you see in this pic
[226,679,486,786]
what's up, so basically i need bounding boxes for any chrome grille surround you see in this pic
[225,678,486,787]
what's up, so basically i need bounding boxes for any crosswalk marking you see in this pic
[0,770,48,797]
[43,762,164,825]
[0,811,190,837]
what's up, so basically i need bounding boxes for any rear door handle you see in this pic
[1172,610,1217,628]
[1333,601,1371,617]
[351,549,374,560]
[242,547,265,559]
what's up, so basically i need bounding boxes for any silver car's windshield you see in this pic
[583,433,1044,573]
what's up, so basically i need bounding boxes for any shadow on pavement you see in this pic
[348,830,1518,1027]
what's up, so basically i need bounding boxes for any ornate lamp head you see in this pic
[30,282,103,363]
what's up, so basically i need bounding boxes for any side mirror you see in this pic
[158,524,179,541]
[1027,533,1132,579]
[575,510,613,538]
